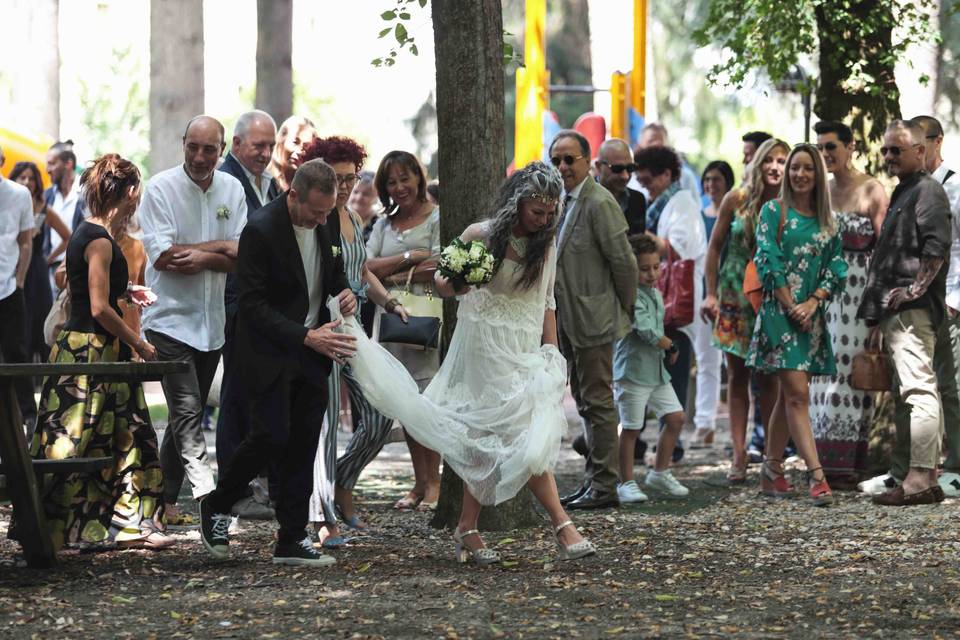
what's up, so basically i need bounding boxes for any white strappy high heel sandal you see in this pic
[554,520,596,561]
[453,529,501,565]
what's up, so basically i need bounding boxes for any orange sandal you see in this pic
[807,467,833,507]
[761,460,794,497]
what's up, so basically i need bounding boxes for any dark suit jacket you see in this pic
[234,194,350,390]
[622,187,647,236]
[219,153,281,313]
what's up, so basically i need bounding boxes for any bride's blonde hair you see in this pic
[486,161,562,290]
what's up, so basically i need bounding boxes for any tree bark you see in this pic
[255,0,293,123]
[149,0,204,174]
[429,0,541,532]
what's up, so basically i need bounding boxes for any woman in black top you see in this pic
[28,154,172,552]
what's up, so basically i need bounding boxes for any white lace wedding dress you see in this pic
[335,227,567,505]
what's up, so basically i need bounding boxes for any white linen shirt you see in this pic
[934,164,960,311]
[231,153,273,208]
[0,178,35,300]
[49,174,83,249]
[139,165,248,351]
[655,188,708,340]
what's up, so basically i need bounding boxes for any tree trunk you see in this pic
[813,0,901,158]
[149,0,204,174]
[429,0,541,532]
[11,0,59,139]
[255,0,293,123]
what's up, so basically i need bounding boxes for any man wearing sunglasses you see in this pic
[594,138,646,235]
[550,130,638,511]
[858,119,951,506]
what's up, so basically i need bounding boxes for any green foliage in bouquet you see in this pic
[439,238,496,289]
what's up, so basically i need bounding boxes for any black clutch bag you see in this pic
[378,313,442,350]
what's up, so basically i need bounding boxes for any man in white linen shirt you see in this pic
[43,143,85,292]
[139,115,248,524]
[0,144,39,428]
[911,115,960,497]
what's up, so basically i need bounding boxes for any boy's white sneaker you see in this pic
[939,472,960,497]
[857,472,900,496]
[645,469,689,497]
[617,480,648,503]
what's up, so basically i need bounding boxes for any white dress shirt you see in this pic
[0,178,35,300]
[49,174,83,250]
[139,165,248,351]
[655,188,708,338]
[934,164,960,311]
[232,153,273,208]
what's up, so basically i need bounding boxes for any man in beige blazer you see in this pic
[551,131,639,510]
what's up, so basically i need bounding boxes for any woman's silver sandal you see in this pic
[453,529,501,565]
[554,520,596,561]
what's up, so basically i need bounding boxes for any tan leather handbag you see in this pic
[850,334,893,391]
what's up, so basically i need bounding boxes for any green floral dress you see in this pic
[712,211,756,358]
[746,202,847,375]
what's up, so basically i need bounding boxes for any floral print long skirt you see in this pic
[29,331,165,551]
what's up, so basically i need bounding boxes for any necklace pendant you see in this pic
[508,234,528,258]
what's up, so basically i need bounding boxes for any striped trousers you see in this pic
[308,362,395,524]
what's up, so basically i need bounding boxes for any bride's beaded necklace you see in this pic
[508,233,528,258]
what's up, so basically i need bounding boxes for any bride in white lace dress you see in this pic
[338,162,595,564]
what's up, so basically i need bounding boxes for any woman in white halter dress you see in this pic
[338,162,596,564]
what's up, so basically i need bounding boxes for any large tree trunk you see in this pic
[255,0,293,123]
[11,0,59,139]
[149,0,204,174]
[813,0,901,157]
[429,0,541,532]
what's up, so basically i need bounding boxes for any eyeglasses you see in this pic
[880,144,921,157]
[598,160,637,173]
[550,154,584,167]
[336,173,360,187]
[816,142,839,152]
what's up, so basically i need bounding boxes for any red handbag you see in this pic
[657,240,695,329]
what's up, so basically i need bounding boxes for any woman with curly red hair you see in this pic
[301,136,411,547]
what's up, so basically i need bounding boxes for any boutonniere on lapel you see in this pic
[331,246,341,258]
[216,205,231,221]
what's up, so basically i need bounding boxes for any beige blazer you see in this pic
[555,177,638,349]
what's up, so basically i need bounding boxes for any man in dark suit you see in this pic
[595,138,646,235]
[201,160,358,566]
[215,110,281,520]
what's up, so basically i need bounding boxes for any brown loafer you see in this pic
[872,486,941,507]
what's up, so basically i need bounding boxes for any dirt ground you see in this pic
[2,404,959,639]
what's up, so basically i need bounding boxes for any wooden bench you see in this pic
[0,361,188,568]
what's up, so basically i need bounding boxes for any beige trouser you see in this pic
[881,308,944,469]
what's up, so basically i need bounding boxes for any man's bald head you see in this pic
[596,138,635,196]
[183,115,226,145]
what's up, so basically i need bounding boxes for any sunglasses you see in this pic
[599,160,637,173]
[816,142,839,152]
[550,154,584,167]
[880,144,921,157]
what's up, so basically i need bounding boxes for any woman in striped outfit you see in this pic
[303,137,410,547]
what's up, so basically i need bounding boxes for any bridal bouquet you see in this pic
[439,238,495,288]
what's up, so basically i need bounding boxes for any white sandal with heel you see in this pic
[554,520,596,561]
[453,529,501,565]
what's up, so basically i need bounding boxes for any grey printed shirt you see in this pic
[857,171,951,325]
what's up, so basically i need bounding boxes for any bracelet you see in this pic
[385,298,400,313]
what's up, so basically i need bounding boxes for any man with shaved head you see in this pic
[595,138,646,235]
[138,114,249,526]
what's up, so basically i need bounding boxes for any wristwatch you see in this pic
[666,342,679,355]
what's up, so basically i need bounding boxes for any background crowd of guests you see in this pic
[2,106,959,562]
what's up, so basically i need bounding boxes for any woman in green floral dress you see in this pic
[702,138,789,482]
[746,144,847,506]
[27,155,172,552]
